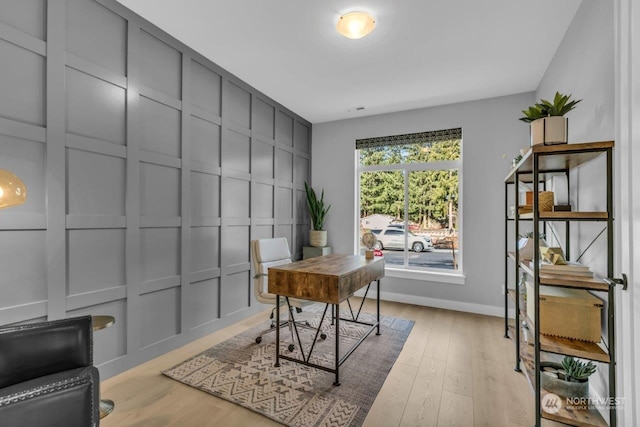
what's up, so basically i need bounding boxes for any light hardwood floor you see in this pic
[100,298,562,427]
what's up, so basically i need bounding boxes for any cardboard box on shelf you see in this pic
[526,282,603,343]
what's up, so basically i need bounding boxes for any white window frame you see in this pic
[355,135,465,285]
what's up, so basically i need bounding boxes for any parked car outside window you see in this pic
[372,228,433,252]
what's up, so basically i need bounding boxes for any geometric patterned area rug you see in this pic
[163,306,414,427]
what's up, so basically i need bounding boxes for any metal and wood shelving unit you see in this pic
[503,141,625,427]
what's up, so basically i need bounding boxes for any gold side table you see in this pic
[92,315,115,419]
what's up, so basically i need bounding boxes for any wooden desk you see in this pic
[268,254,385,385]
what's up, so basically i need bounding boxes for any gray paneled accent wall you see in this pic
[0,0,311,378]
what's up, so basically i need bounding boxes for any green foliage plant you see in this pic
[561,356,597,382]
[519,231,546,240]
[304,182,331,231]
[519,92,582,123]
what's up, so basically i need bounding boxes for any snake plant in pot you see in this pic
[304,182,331,247]
[520,92,582,146]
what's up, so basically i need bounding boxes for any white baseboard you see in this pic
[354,288,515,318]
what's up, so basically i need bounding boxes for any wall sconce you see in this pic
[336,11,376,39]
[0,169,27,209]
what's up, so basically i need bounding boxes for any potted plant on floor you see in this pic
[541,356,597,399]
[519,92,582,146]
[304,182,331,247]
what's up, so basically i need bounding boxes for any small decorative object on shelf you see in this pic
[540,247,566,265]
[519,92,582,146]
[538,191,554,212]
[553,204,572,212]
[512,154,522,168]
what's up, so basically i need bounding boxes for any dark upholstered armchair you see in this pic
[0,316,100,427]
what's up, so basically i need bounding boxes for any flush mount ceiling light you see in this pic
[336,11,376,39]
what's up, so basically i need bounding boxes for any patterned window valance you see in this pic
[355,127,462,150]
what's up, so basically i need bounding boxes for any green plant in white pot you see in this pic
[304,182,331,247]
[519,92,581,146]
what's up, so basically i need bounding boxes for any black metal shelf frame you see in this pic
[503,143,618,427]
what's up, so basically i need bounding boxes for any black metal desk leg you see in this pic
[333,303,341,386]
[376,279,381,335]
[275,295,280,367]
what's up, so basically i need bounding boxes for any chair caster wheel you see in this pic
[320,333,327,340]
[255,337,262,344]
[288,344,295,352]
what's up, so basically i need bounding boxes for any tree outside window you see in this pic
[357,129,461,271]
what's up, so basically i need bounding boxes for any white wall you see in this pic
[536,0,615,421]
[312,93,534,314]
[537,0,614,144]
[537,0,614,275]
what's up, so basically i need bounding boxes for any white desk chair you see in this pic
[251,238,324,351]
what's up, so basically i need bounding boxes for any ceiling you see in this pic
[116,0,582,124]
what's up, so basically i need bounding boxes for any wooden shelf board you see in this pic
[505,141,614,183]
[507,212,609,221]
[538,275,610,292]
[511,325,609,427]
[507,253,610,292]
[521,316,610,364]
[540,211,609,220]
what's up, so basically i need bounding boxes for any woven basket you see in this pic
[539,191,554,212]
[309,230,327,247]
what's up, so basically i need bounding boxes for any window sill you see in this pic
[384,266,466,285]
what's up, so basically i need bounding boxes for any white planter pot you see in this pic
[518,238,547,261]
[309,230,327,247]
[530,116,568,146]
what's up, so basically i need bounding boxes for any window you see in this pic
[357,128,462,275]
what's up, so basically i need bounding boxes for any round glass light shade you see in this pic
[337,12,376,39]
[0,169,27,209]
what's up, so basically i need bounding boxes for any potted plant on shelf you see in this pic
[541,356,597,399]
[304,182,331,247]
[519,92,582,146]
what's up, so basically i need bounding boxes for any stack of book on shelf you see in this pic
[509,205,533,219]
[539,261,593,278]
[518,205,533,215]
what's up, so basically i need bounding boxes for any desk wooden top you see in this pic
[268,254,384,304]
